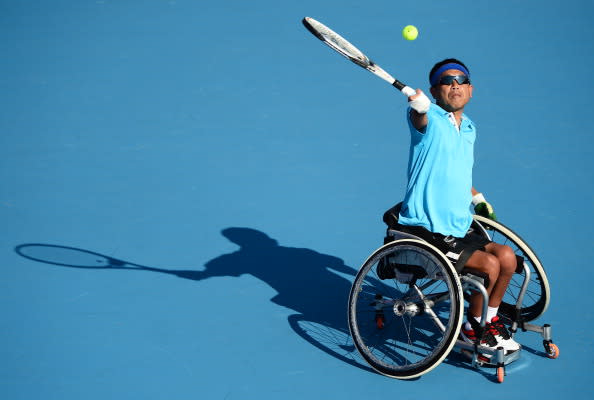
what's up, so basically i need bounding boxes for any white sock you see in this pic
[487,306,498,322]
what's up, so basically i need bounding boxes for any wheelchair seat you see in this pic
[381,202,490,287]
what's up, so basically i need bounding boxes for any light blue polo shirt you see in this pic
[398,103,476,237]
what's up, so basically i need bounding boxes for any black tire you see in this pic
[472,215,550,323]
[348,239,464,379]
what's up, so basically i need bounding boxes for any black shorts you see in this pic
[396,223,491,273]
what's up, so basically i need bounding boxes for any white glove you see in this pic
[472,193,497,220]
[408,90,431,114]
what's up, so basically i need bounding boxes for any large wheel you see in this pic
[348,239,464,379]
[472,215,550,323]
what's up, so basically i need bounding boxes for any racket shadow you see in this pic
[14,229,372,372]
[14,243,187,275]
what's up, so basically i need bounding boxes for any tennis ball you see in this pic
[402,25,418,41]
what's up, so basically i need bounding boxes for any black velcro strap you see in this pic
[515,255,525,274]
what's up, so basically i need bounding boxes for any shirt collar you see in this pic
[433,103,473,128]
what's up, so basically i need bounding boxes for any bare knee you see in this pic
[494,245,516,276]
[467,252,500,285]
[482,253,501,282]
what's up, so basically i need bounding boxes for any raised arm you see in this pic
[408,89,430,132]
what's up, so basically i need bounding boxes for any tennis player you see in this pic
[397,58,520,358]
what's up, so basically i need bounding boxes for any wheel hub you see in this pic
[393,300,420,316]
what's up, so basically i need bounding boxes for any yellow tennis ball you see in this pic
[402,25,418,41]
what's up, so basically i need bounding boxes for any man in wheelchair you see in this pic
[397,58,520,359]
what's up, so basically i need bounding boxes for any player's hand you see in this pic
[408,89,430,114]
[472,193,497,220]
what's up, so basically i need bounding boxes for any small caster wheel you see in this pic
[545,342,559,359]
[496,366,505,383]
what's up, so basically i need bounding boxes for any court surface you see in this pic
[2,1,593,399]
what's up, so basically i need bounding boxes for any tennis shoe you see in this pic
[488,316,521,353]
[461,316,520,362]
[460,322,499,363]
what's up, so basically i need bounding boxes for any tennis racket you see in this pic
[302,17,416,97]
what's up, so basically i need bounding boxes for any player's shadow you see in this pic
[14,227,372,372]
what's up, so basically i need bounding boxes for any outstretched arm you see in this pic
[408,89,430,132]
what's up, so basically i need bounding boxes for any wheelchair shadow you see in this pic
[14,227,374,373]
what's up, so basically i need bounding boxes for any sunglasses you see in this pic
[438,75,471,86]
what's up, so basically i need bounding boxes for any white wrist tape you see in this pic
[408,92,431,114]
[472,193,487,205]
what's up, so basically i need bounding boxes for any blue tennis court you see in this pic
[2,1,593,398]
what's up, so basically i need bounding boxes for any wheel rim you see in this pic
[348,240,463,379]
[473,216,550,322]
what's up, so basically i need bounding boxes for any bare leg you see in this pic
[464,243,517,320]
[483,242,516,306]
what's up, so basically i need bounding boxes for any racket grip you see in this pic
[401,86,416,97]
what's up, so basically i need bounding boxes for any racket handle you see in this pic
[392,79,415,97]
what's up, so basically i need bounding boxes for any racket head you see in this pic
[15,243,126,269]
[302,17,370,68]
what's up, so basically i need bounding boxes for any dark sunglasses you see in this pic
[438,75,471,86]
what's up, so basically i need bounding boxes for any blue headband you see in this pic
[430,63,470,86]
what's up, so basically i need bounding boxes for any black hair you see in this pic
[429,58,470,86]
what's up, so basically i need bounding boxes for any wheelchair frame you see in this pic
[347,215,558,383]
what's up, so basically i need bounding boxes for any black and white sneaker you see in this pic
[460,321,500,363]
[461,316,520,362]
[488,316,521,353]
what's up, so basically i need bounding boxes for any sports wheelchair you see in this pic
[347,204,558,383]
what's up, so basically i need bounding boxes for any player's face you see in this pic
[430,69,473,112]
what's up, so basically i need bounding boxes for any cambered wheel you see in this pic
[472,216,550,323]
[348,239,464,379]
